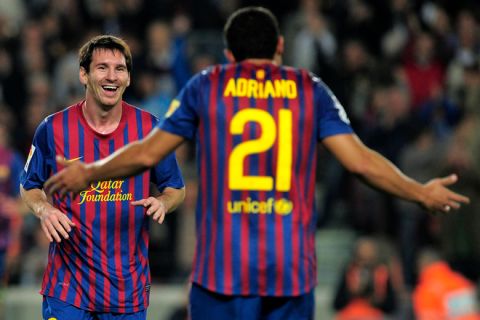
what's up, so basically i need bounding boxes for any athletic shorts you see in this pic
[189,283,314,320]
[42,296,147,320]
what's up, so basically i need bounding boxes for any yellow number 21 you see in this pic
[229,109,292,191]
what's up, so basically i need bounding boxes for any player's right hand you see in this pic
[44,156,90,199]
[39,206,76,243]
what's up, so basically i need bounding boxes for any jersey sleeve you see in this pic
[159,71,205,140]
[20,119,52,190]
[313,75,354,140]
[150,152,185,192]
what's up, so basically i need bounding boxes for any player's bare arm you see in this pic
[45,128,185,198]
[131,185,185,224]
[20,186,76,243]
[322,133,470,213]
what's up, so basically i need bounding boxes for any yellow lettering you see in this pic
[226,197,293,215]
[223,78,297,99]
[286,80,297,99]
[264,81,275,98]
[274,80,283,97]
[224,78,236,96]
[247,79,258,98]
[237,78,247,96]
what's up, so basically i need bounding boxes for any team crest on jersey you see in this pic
[24,145,35,171]
[165,99,180,118]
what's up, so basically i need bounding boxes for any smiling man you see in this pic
[19,35,185,320]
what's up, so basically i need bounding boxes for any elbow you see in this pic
[142,154,158,168]
[345,150,377,179]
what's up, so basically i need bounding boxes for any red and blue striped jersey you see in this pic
[20,101,184,312]
[160,62,353,297]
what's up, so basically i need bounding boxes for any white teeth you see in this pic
[103,86,117,90]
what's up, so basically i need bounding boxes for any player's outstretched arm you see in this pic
[44,129,185,198]
[20,185,76,242]
[322,134,470,213]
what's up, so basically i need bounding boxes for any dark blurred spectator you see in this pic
[135,19,191,97]
[333,237,397,320]
[0,109,25,286]
[381,0,419,62]
[400,31,445,110]
[396,125,447,287]
[412,247,480,320]
[350,83,416,235]
[283,0,337,81]
[331,0,391,57]
[416,83,461,140]
[420,3,456,65]
[440,87,480,281]
[446,10,480,110]
[332,39,376,126]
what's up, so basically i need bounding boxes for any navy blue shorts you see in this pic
[42,296,147,320]
[189,283,314,320]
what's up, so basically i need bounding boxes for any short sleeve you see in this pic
[313,75,354,140]
[20,119,52,190]
[150,152,185,192]
[160,71,206,140]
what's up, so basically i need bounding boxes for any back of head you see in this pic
[223,6,280,62]
[417,247,442,272]
[78,35,132,73]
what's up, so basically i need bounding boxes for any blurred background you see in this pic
[0,0,480,319]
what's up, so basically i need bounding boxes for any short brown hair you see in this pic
[78,35,132,73]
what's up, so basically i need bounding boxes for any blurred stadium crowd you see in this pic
[1,0,480,318]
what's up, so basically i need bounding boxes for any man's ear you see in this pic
[224,49,236,63]
[79,67,88,86]
[276,36,284,56]
[273,36,284,65]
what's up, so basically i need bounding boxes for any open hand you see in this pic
[39,206,76,243]
[131,197,167,224]
[44,156,90,199]
[421,174,470,213]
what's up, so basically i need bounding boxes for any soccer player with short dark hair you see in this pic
[20,35,185,320]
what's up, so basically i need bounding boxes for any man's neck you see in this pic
[82,100,122,135]
[242,58,276,65]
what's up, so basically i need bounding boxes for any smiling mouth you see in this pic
[102,85,118,92]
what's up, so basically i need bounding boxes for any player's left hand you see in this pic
[421,174,470,213]
[44,156,90,199]
[131,197,167,224]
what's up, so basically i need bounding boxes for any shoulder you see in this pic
[43,102,82,124]
[188,64,226,85]
[122,101,160,124]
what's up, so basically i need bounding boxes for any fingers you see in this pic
[41,223,54,243]
[132,197,167,224]
[448,191,470,204]
[439,174,458,187]
[56,155,69,167]
[131,199,148,206]
[152,210,166,224]
[41,211,75,243]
